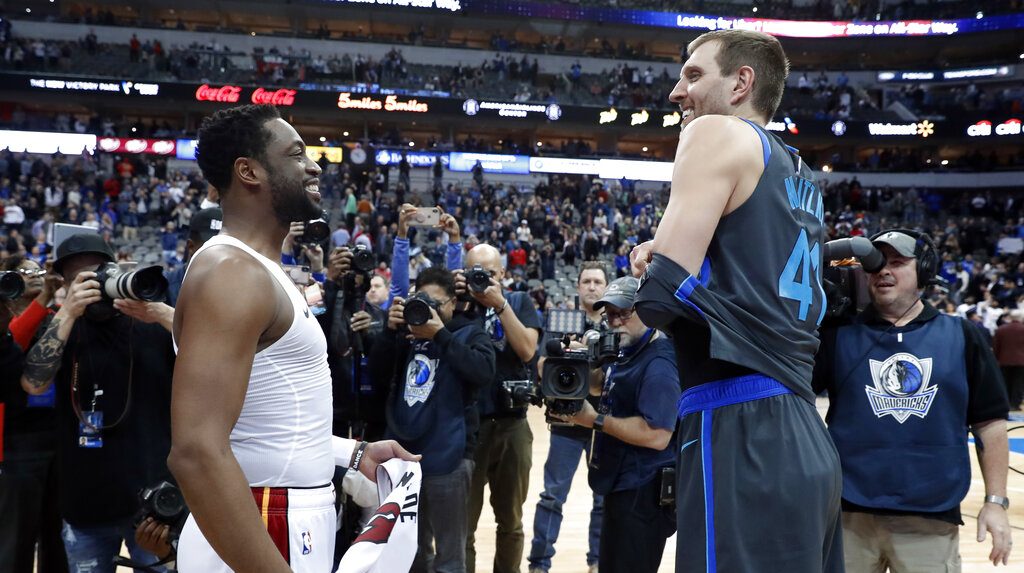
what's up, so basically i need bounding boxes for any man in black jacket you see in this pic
[372,267,496,573]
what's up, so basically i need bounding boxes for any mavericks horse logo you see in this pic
[865,352,937,424]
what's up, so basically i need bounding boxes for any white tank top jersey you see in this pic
[175,234,334,487]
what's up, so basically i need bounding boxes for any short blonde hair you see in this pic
[687,29,790,121]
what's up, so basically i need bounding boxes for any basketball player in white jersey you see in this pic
[169,104,419,573]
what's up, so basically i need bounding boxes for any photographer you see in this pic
[813,230,1012,570]
[372,267,495,572]
[529,261,608,573]
[0,255,66,573]
[19,234,177,572]
[461,244,543,573]
[554,277,679,573]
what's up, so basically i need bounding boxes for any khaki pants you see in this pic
[466,417,533,573]
[842,511,961,573]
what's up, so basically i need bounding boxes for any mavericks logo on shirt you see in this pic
[865,352,937,424]
[404,354,438,406]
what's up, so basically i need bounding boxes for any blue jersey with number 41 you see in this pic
[671,119,825,402]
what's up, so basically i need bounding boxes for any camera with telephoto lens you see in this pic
[466,265,492,293]
[403,291,440,327]
[499,380,543,410]
[0,271,25,300]
[300,210,331,245]
[541,315,620,418]
[351,244,376,273]
[94,262,169,302]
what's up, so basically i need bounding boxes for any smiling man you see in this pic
[629,30,843,571]
[169,105,418,573]
[813,230,1012,572]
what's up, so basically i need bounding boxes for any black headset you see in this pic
[869,228,939,288]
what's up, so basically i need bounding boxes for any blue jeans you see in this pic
[62,519,163,573]
[528,432,603,570]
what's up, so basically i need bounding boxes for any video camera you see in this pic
[821,237,886,326]
[540,308,620,417]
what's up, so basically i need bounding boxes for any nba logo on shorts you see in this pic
[301,530,313,555]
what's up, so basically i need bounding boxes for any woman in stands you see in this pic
[0,255,65,573]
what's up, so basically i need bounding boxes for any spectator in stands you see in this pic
[994,309,1024,411]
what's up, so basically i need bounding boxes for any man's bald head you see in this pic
[465,243,504,279]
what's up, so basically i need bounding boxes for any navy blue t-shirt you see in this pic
[590,334,680,494]
[478,291,543,418]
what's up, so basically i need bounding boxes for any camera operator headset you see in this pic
[456,243,543,573]
[813,228,1013,570]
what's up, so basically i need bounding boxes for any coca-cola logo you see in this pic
[124,139,148,154]
[251,87,296,106]
[195,84,242,103]
[98,138,121,152]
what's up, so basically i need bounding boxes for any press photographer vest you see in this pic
[829,312,970,513]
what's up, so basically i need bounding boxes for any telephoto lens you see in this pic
[95,262,169,301]
[301,210,331,245]
[0,271,26,300]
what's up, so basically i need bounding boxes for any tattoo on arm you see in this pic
[23,317,68,390]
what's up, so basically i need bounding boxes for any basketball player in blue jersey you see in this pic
[630,30,844,572]
[169,105,418,573]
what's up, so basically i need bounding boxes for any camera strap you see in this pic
[71,318,135,431]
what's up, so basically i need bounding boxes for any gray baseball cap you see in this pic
[871,231,918,258]
[593,276,639,311]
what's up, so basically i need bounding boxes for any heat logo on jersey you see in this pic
[865,352,937,424]
[404,354,438,406]
[353,502,401,545]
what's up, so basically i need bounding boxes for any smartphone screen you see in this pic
[410,207,441,227]
[282,264,312,285]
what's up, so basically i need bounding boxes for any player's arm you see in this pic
[650,116,758,274]
[167,252,291,573]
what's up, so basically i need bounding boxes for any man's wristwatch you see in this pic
[592,414,605,432]
[984,495,1010,510]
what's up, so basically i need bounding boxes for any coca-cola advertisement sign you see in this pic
[195,83,242,103]
[251,87,297,106]
[98,137,176,156]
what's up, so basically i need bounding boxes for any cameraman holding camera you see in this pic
[529,261,608,573]
[19,234,177,572]
[813,229,1012,571]
[461,244,543,573]
[554,277,679,573]
[372,267,495,573]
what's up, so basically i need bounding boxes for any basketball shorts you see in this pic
[177,483,336,573]
[675,374,845,573]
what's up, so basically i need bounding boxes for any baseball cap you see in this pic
[189,207,223,243]
[593,276,639,311]
[53,233,115,275]
[871,231,918,258]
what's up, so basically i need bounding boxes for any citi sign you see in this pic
[194,84,297,106]
[967,119,1022,137]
